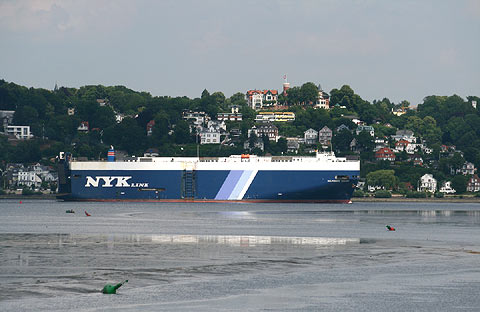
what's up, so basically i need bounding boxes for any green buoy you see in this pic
[102,280,128,294]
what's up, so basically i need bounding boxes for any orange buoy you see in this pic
[85,211,91,216]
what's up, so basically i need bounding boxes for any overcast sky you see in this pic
[1,0,479,105]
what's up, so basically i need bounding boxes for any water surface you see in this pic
[1,200,479,311]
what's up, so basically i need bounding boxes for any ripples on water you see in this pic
[1,200,480,311]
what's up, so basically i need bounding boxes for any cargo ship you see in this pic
[57,149,360,203]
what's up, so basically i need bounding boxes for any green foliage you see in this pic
[406,191,427,198]
[374,190,392,198]
[451,175,468,194]
[434,192,444,198]
[299,82,319,104]
[173,120,192,144]
[284,82,321,105]
[22,187,35,195]
[353,189,365,197]
[367,170,398,190]
[356,131,374,151]
[330,85,367,112]
[332,129,354,153]
[103,118,147,155]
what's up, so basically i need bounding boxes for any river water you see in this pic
[1,200,480,311]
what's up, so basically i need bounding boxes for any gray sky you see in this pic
[1,0,479,105]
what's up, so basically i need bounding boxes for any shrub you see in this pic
[434,192,444,198]
[353,189,365,197]
[406,191,427,198]
[22,188,35,196]
[374,190,392,198]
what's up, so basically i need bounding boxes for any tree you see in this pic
[103,118,146,155]
[285,86,301,105]
[451,175,468,194]
[151,111,170,144]
[248,132,258,149]
[330,85,354,106]
[366,170,398,190]
[449,152,465,174]
[299,82,318,104]
[229,92,247,107]
[173,120,192,144]
[201,89,210,99]
[277,137,288,154]
[14,105,39,125]
[356,131,374,151]
[332,129,354,153]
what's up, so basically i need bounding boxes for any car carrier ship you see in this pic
[57,148,360,203]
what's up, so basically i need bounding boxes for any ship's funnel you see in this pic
[107,146,115,162]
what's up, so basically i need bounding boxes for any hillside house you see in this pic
[249,124,279,142]
[356,125,374,136]
[0,110,15,130]
[243,138,264,152]
[217,112,242,122]
[374,137,388,151]
[375,147,396,161]
[5,163,57,190]
[246,90,278,110]
[254,112,295,123]
[6,125,33,139]
[394,139,410,152]
[146,120,155,136]
[286,138,300,154]
[199,127,221,144]
[17,171,42,188]
[304,129,318,145]
[336,124,350,133]
[454,162,476,176]
[350,138,358,152]
[314,85,330,109]
[183,110,208,127]
[391,130,416,143]
[217,106,242,121]
[467,175,480,192]
[439,181,456,194]
[318,126,332,145]
[418,174,437,193]
[409,154,424,166]
[77,121,89,133]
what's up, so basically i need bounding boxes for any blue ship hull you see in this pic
[61,169,359,203]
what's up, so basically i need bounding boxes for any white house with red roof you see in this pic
[375,147,396,161]
[246,90,278,110]
[394,139,410,152]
